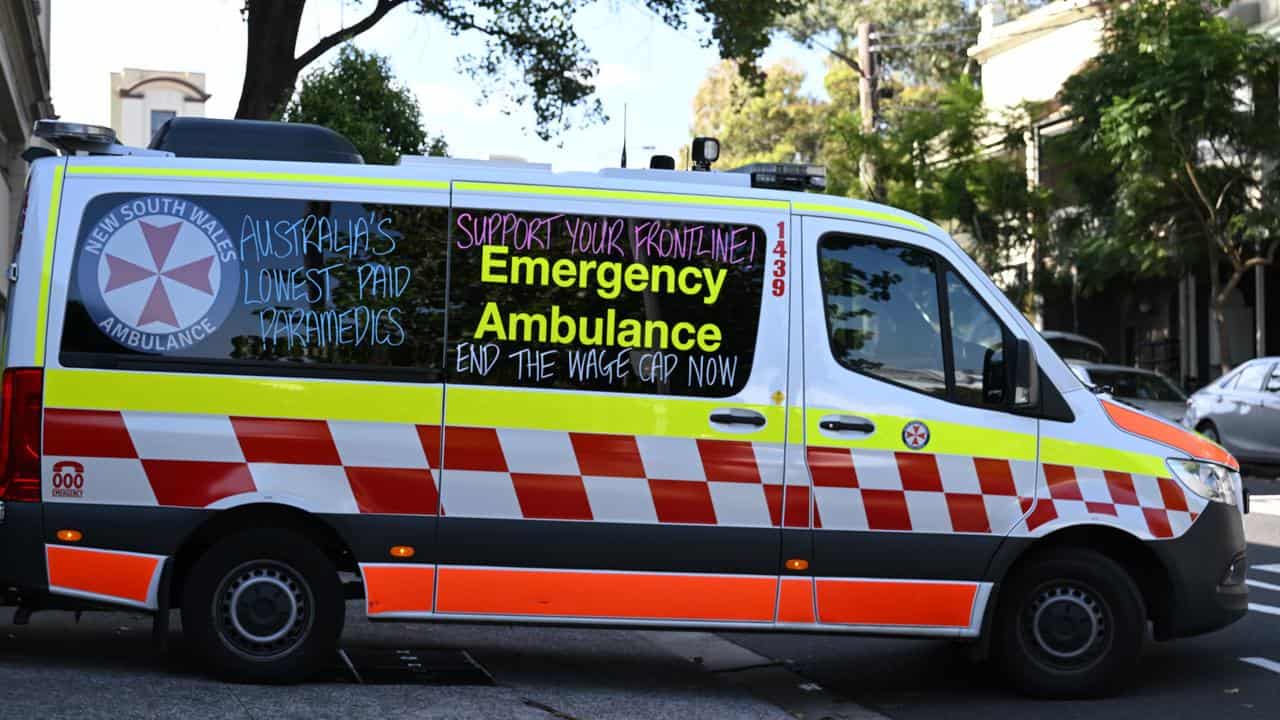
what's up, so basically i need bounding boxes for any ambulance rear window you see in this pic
[446,206,766,398]
[59,192,448,381]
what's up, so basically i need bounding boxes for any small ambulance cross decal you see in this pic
[902,420,930,450]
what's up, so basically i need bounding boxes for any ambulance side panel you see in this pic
[38,164,450,613]
[432,181,792,625]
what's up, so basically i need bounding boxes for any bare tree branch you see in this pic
[294,0,408,72]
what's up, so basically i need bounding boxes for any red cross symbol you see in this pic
[903,421,929,450]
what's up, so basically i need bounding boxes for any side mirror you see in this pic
[1012,338,1040,409]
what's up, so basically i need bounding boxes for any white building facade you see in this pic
[109,68,209,147]
[1,0,53,317]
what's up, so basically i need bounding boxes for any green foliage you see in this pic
[778,0,977,86]
[1058,0,1280,294]
[282,45,446,165]
[690,60,827,168]
[834,79,1051,286]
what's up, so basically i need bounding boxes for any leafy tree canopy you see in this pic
[238,0,798,140]
[282,45,447,164]
[1057,0,1279,367]
[690,60,827,168]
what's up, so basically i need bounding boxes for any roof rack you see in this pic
[149,118,363,163]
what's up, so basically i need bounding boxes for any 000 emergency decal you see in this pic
[76,195,240,353]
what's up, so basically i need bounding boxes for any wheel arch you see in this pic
[986,524,1175,636]
[169,503,356,608]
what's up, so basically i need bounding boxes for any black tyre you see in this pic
[994,548,1145,698]
[1198,423,1220,444]
[181,528,344,683]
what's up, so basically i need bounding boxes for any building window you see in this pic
[150,110,177,138]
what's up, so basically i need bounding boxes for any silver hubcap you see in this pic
[215,561,312,659]
[1024,583,1108,668]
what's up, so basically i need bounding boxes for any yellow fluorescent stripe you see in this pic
[66,165,448,190]
[44,369,784,441]
[805,409,1037,462]
[1040,437,1167,478]
[44,369,443,425]
[454,181,789,211]
[34,164,66,365]
[446,386,786,442]
[792,201,929,231]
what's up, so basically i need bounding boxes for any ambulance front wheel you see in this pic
[181,528,345,683]
[994,547,1146,698]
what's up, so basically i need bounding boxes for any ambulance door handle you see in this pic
[819,415,875,435]
[709,410,767,428]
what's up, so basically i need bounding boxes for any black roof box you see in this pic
[148,117,364,164]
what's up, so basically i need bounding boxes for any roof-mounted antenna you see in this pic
[620,103,628,169]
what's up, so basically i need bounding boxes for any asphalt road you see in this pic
[1,486,1276,719]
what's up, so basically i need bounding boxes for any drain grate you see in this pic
[321,647,495,685]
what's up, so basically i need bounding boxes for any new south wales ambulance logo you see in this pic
[77,196,239,353]
[902,420,930,450]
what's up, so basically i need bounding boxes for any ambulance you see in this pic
[0,119,1248,697]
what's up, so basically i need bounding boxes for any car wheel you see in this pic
[181,528,344,683]
[1198,423,1220,444]
[994,548,1145,698]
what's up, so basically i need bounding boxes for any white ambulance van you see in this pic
[0,119,1247,697]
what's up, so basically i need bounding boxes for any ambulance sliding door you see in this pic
[435,180,791,625]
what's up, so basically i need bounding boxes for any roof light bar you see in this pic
[33,120,118,151]
[729,162,827,192]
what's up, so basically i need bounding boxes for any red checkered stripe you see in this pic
[41,408,791,526]
[807,446,1205,539]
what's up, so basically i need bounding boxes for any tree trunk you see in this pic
[236,0,307,120]
[1213,259,1251,377]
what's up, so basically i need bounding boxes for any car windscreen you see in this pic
[1048,338,1106,364]
[1089,369,1185,402]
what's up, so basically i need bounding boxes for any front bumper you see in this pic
[1150,500,1248,639]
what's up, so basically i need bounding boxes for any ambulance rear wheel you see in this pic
[182,529,344,683]
[994,548,1145,698]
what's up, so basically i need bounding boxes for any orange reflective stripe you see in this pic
[816,578,977,627]
[1101,399,1237,469]
[362,564,435,615]
[436,567,776,621]
[777,577,815,623]
[46,545,159,604]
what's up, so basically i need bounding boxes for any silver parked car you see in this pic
[1067,362,1187,423]
[1183,357,1280,468]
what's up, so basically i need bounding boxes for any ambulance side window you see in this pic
[446,207,765,398]
[59,193,448,381]
[818,235,947,399]
[945,270,1010,406]
[817,234,1013,408]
